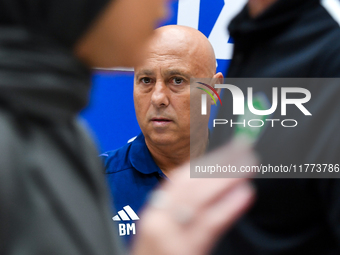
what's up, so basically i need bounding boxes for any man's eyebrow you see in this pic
[163,69,190,78]
[135,69,154,78]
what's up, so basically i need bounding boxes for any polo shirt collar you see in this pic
[129,132,163,175]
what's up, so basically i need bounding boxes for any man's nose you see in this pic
[151,80,169,108]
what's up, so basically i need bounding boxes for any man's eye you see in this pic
[141,77,152,84]
[172,77,184,85]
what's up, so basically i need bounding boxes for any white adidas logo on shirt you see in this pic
[112,205,140,221]
[112,205,139,236]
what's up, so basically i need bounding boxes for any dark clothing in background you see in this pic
[0,0,123,254]
[211,0,340,254]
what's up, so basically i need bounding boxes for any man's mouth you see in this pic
[151,117,172,127]
[151,117,172,122]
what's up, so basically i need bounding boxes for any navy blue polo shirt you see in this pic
[101,132,167,243]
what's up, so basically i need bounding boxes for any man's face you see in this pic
[134,45,209,147]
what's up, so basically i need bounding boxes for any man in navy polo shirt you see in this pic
[101,25,223,242]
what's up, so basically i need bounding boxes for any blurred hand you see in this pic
[132,138,258,255]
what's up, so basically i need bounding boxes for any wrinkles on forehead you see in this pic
[135,25,216,78]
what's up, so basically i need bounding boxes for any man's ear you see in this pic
[210,72,223,105]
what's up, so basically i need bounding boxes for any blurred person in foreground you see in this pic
[0,0,256,254]
[210,0,340,254]
[102,24,223,243]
